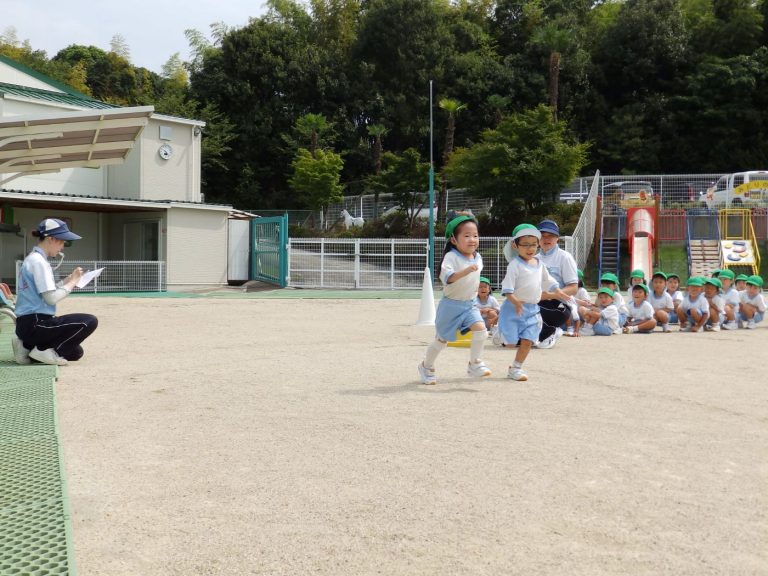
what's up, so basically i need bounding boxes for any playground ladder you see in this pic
[598,210,623,280]
[686,208,721,277]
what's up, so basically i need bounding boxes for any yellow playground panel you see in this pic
[718,209,761,275]
[446,329,472,348]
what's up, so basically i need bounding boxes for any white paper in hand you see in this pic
[76,267,104,288]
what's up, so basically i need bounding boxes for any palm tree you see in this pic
[486,94,510,127]
[439,98,467,223]
[367,124,388,218]
[296,113,331,158]
[531,23,571,122]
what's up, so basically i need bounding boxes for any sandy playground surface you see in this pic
[53,294,767,575]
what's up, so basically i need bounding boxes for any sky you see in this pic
[5,0,269,74]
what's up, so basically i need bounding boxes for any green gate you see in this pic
[251,215,288,287]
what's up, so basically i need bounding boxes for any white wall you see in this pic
[165,208,228,287]
[0,61,64,91]
[140,119,201,203]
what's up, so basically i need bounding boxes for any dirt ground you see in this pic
[54,295,768,575]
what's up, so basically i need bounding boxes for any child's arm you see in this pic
[445,263,479,284]
[505,292,524,315]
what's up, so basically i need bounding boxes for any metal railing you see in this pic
[563,172,599,271]
[16,260,166,293]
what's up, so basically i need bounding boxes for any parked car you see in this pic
[700,171,768,208]
[602,181,655,205]
[663,182,701,206]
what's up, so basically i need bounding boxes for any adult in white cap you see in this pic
[12,218,98,366]
[535,219,579,348]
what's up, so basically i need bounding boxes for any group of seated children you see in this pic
[567,268,765,336]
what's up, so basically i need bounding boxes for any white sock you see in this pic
[424,339,447,368]
[512,360,523,369]
[469,330,488,363]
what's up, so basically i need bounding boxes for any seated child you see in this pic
[735,274,749,293]
[623,283,657,333]
[739,275,766,329]
[565,269,590,336]
[599,272,628,327]
[648,271,674,332]
[625,269,645,302]
[666,273,683,323]
[578,287,621,336]
[703,277,725,332]
[474,276,500,332]
[677,277,709,332]
[717,270,740,330]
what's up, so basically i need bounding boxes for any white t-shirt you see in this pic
[440,249,483,301]
[740,290,767,312]
[575,287,590,302]
[722,287,740,310]
[500,256,558,304]
[627,299,654,322]
[599,304,621,334]
[612,290,629,315]
[647,290,673,311]
[668,289,683,306]
[538,246,578,289]
[680,293,710,317]
[474,294,500,311]
[707,294,725,315]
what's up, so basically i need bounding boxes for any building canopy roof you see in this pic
[0,106,153,186]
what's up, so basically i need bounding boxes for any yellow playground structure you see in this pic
[718,209,761,276]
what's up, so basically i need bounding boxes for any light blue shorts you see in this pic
[498,301,540,344]
[739,310,764,323]
[669,311,679,324]
[618,312,627,327]
[593,320,614,336]
[435,297,484,341]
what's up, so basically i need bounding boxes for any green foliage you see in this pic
[288,148,345,211]
[446,104,588,218]
[370,148,431,233]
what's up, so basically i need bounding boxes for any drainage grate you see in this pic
[0,436,63,510]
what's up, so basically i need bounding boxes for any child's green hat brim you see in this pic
[704,277,722,289]
[736,274,749,281]
[479,276,491,285]
[632,283,649,293]
[667,273,680,280]
[746,275,764,287]
[577,269,584,280]
[600,272,619,285]
[686,277,704,287]
[445,215,476,239]
[718,269,735,280]
[630,269,645,279]
[651,270,667,280]
[511,223,541,241]
[597,287,615,297]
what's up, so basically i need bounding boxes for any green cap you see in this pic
[479,276,491,285]
[445,214,476,239]
[630,269,645,279]
[704,277,722,290]
[597,287,615,298]
[651,270,667,280]
[631,283,649,293]
[667,273,680,280]
[577,269,584,280]
[511,223,541,241]
[718,269,735,280]
[711,269,722,277]
[687,277,704,287]
[736,274,749,282]
[746,274,764,287]
[600,272,619,285]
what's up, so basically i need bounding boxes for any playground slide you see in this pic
[627,208,654,281]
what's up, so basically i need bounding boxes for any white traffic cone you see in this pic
[415,267,436,326]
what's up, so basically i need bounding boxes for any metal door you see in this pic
[251,215,287,287]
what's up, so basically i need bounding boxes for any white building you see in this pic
[0,54,239,290]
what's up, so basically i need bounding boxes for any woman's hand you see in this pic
[64,267,84,290]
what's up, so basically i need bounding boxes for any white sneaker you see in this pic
[710,324,720,332]
[29,347,68,366]
[467,361,492,378]
[507,366,528,381]
[680,326,691,332]
[622,325,636,334]
[746,320,757,330]
[580,323,594,336]
[11,336,31,365]
[722,321,738,331]
[535,327,562,349]
[661,324,671,333]
[492,328,503,347]
[565,327,575,336]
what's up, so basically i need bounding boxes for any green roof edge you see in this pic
[0,53,100,102]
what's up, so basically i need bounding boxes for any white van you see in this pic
[701,171,768,208]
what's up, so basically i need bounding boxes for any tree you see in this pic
[110,34,131,61]
[370,148,430,233]
[445,105,588,218]
[530,21,571,122]
[288,148,345,222]
[438,98,467,223]
[366,124,388,218]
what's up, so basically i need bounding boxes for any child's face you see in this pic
[688,285,703,298]
[477,283,490,298]
[597,293,613,307]
[652,277,666,293]
[703,284,718,298]
[632,288,646,304]
[450,221,479,255]
[736,280,746,290]
[630,277,643,286]
[667,278,679,291]
[721,278,732,291]
[746,283,761,297]
[601,281,617,292]
[514,235,539,261]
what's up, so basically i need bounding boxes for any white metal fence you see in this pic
[560,173,728,205]
[287,237,569,290]
[16,260,166,293]
[562,171,599,270]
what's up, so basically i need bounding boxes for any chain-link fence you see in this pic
[562,172,599,270]
[16,260,166,293]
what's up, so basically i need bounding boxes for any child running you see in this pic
[648,271,674,332]
[739,275,766,329]
[717,269,740,330]
[497,224,568,381]
[418,214,491,385]
[623,283,657,333]
[677,277,709,332]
